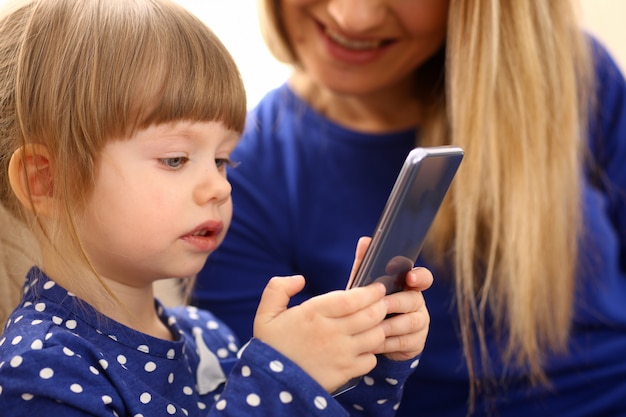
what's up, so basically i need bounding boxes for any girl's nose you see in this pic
[327,0,387,34]
[193,168,232,206]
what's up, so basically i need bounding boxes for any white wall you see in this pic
[580,0,626,72]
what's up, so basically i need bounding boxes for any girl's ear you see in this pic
[8,144,55,216]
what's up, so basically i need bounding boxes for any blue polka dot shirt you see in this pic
[0,267,420,416]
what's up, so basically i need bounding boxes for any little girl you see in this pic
[0,0,432,416]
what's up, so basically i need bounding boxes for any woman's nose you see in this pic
[327,0,387,34]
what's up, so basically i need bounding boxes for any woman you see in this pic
[193,0,626,415]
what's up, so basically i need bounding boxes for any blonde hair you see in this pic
[259,0,594,405]
[0,0,246,304]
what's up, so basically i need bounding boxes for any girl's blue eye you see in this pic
[159,157,188,169]
[216,158,238,171]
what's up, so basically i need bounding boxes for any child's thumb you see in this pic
[255,275,306,321]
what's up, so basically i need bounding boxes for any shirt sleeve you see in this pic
[215,338,349,417]
[0,342,124,417]
[587,38,626,271]
[335,355,421,416]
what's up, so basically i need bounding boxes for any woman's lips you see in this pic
[316,20,394,65]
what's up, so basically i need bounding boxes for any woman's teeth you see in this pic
[325,27,383,50]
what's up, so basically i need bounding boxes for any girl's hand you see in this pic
[253,275,388,393]
[350,237,433,362]
[376,266,432,361]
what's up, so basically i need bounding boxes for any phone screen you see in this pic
[350,146,464,294]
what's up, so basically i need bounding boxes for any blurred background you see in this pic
[174,0,626,109]
[0,1,622,109]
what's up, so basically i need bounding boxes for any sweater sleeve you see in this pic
[214,338,349,417]
[587,38,626,271]
[335,355,421,416]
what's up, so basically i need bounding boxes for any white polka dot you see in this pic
[10,356,23,368]
[167,404,176,414]
[228,342,238,353]
[66,320,77,330]
[363,376,375,386]
[246,394,261,407]
[0,337,5,346]
[14,315,23,323]
[108,334,118,341]
[99,359,109,370]
[393,402,400,410]
[39,367,54,379]
[377,399,388,404]
[144,362,157,372]
[35,303,46,312]
[43,281,55,290]
[52,316,63,325]
[117,355,127,365]
[385,378,398,385]
[314,396,328,410]
[197,402,206,410]
[101,395,112,404]
[353,404,365,411]
[23,301,32,307]
[216,399,226,410]
[71,384,83,393]
[31,339,43,350]
[11,336,22,345]
[21,393,34,401]
[0,386,2,395]
[45,333,53,340]
[137,345,149,353]
[182,386,193,395]
[63,347,75,356]
[168,373,174,383]
[166,349,175,359]
[216,348,228,358]
[241,366,251,377]
[279,391,293,403]
[140,392,151,404]
[269,360,284,373]
[207,321,219,330]
[168,317,177,326]
[31,319,43,325]
[90,366,100,375]
[410,358,420,368]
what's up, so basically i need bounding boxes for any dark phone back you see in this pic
[350,146,464,294]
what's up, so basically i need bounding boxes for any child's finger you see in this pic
[307,282,386,319]
[346,236,372,288]
[404,267,434,291]
[254,275,306,323]
[381,310,429,338]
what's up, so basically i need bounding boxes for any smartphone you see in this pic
[332,146,464,398]
[349,146,464,294]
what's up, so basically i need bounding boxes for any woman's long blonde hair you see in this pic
[0,0,246,306]
[259,0,594,406]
